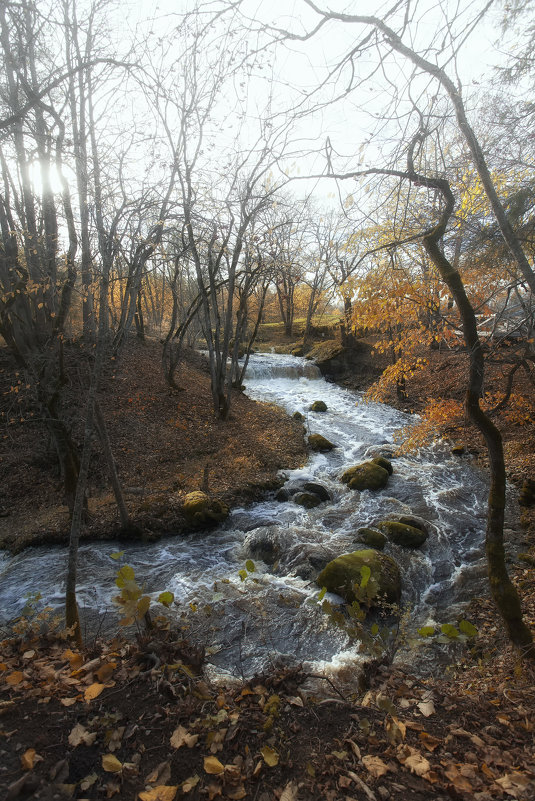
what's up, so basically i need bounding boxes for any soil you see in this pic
[0,338,307,552]
[1,332,535,801]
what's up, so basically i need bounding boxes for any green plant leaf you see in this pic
[440,623,459,639]
[317,586,327,602]
[238,570,247,582]
[158,591,174,608]
[459,619,478,637]
[110,551,124,560]
[360,564,371,589]
[371,623,379,636]
[245,559,256,573]
[418,626,436,638]
[115,565,135,588]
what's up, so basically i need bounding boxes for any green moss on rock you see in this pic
[294,491,322,509]
[371,456,393,475]
[341,461,390,491]
[355,527,386,550]
[309,400,328,413]
[317,549,401,606]
[182,491,230,527]
[308,433,335,452]
[378,520,428,548]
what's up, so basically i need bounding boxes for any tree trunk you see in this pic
[94,399,130,528]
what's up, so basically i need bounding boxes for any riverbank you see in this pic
[0,339,307,553]
[2,335,535,800]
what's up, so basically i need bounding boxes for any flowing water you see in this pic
[0,352,491,683]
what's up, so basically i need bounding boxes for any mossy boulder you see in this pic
[291,345,306,357]
[294,491,322,509]
[396,515,428,534]
[309,400,327,413]
[308,433,335,452]
[182,491,230,527]
[341,461,390,491]
[355,527,386,550]
[303,481,331,502]
[371,456,393,475]
[378,520,428,548]
[317,549,401,606]
[293,411,305,422]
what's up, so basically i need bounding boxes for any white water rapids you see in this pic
[0,352,492,683]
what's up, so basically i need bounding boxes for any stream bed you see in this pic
[0,352,491,683]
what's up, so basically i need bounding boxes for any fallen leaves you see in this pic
[170,725,199,750]
[362,754,389,778]
[260,745,279,767]
[102,754,123,773]
[20,748,42,771]
[68,723,97,747]
[204,756,225,775]
[84,682,105,702]
[138,786,178,801]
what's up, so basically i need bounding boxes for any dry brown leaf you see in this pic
[280,781,299,801]
[181,774,200,793]
[60,697,78,707]
[444,766,473,792]
[21,748,42,770]
[96,661,117,682]
[84,682,105,702]
[204,756,225,775]
[206,782,222,801]
[495,772,533,798]
[418,731,442,752]
[417,699,435,717]
[404,751,431,777]
[138,787,178,801]
[62,649,83,670]
[5,671,24,686]
[102,754,123,773]
[68,723,97,747]
[146,761,172,786]
[386,716,406,744]
[226,787,246,800]
[362,755,389,778]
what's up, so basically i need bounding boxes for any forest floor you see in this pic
[1,333,535,800]
[0,338,307,553]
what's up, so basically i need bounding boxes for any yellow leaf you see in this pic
[63,649,83,670]
[6,671,24,685]
[170,725,199,749]
[21,748,41,770]
[138,787,178,801]
[261,746,279,767]
[102,753,123,773]
[204,756,225,775]
[84,682,105,701]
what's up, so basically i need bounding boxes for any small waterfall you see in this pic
[243,353,321,381]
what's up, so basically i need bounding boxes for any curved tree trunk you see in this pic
[419,172,534,657]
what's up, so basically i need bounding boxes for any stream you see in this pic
[0,352,492,684]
